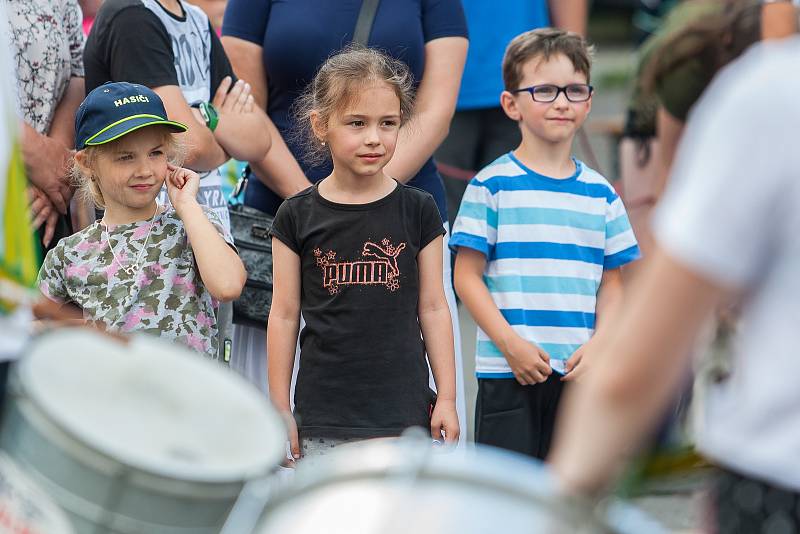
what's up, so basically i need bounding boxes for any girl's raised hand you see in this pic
[165,163,200,210]
[430,399,460,444]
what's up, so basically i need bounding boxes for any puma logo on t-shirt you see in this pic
[314,239,406,294]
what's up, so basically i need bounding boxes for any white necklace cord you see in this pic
[101,201,160,277]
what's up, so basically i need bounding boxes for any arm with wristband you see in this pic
[202,27,272,162]
[202,74,272,163]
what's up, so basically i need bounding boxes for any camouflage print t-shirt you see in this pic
[37,207,235,357]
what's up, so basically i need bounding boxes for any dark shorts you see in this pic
[435,107,520,228]
[475,374,566,460]
[713,467,800,534]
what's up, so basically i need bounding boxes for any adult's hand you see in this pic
[28,186,59,247]
[211,76,271,162]
[212,76,255,115]
[22,122,72,214]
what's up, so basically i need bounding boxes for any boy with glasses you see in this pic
[450,28,640,458]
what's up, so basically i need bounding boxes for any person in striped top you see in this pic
[451,28,639,459]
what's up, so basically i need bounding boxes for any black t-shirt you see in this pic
[270,182,445,439]
[84,0,234,97]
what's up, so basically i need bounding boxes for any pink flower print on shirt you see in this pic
[136,271,153,287]
[104,261,121,279]
[185,333,207,352]
[104,249,130,279]
[196,311,215,329]
[172,275,196,294]
[65,264,91,279]
[132,222,153,240]
[121,307,156,331]
[149,263,165,276]
[75,239,104,253]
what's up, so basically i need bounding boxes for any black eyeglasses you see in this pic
[511,84,593,103]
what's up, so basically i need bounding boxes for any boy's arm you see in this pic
[417,236,459,443]
[167,166,246,301]
[266,237,302,459]
[563,268,624,381]
[453,247,551,385]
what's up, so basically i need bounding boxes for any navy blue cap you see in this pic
[75,82,187,150]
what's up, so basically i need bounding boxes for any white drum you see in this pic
[0,329,285,534]
[0,451,74,534]
[250,436,667,534]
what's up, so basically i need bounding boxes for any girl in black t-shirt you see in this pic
[268,47,459,461]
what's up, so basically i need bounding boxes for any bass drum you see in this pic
[1,329,285,534]
[249,436,667,534]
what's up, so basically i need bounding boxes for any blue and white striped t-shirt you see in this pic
[450,153,640,378]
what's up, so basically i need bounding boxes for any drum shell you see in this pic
[252,439,667,534]
[1,367,263,534]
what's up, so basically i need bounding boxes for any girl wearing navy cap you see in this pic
[37,82,246,357]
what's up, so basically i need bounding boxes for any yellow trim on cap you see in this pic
[85,114,187,146]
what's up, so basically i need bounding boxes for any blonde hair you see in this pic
[292,45,415,167]
[503,28,594,91]
[71,128,186,209]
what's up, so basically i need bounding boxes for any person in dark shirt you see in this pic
[268,48,459,461]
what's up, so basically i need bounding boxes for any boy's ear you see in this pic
[500,91,521,122]
[310,111,327,144]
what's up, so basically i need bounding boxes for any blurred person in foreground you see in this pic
[620,0,760,262]
[550,34,800,533]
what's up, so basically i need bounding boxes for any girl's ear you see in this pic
[310,110,327,144]
[500,90,522,122]
[73,150,93,177]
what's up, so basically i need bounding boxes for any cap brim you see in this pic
[84,114,188,147]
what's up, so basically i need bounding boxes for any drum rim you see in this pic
[255,438,667,534]
[17,330,286,483]
[259,439,600,529]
